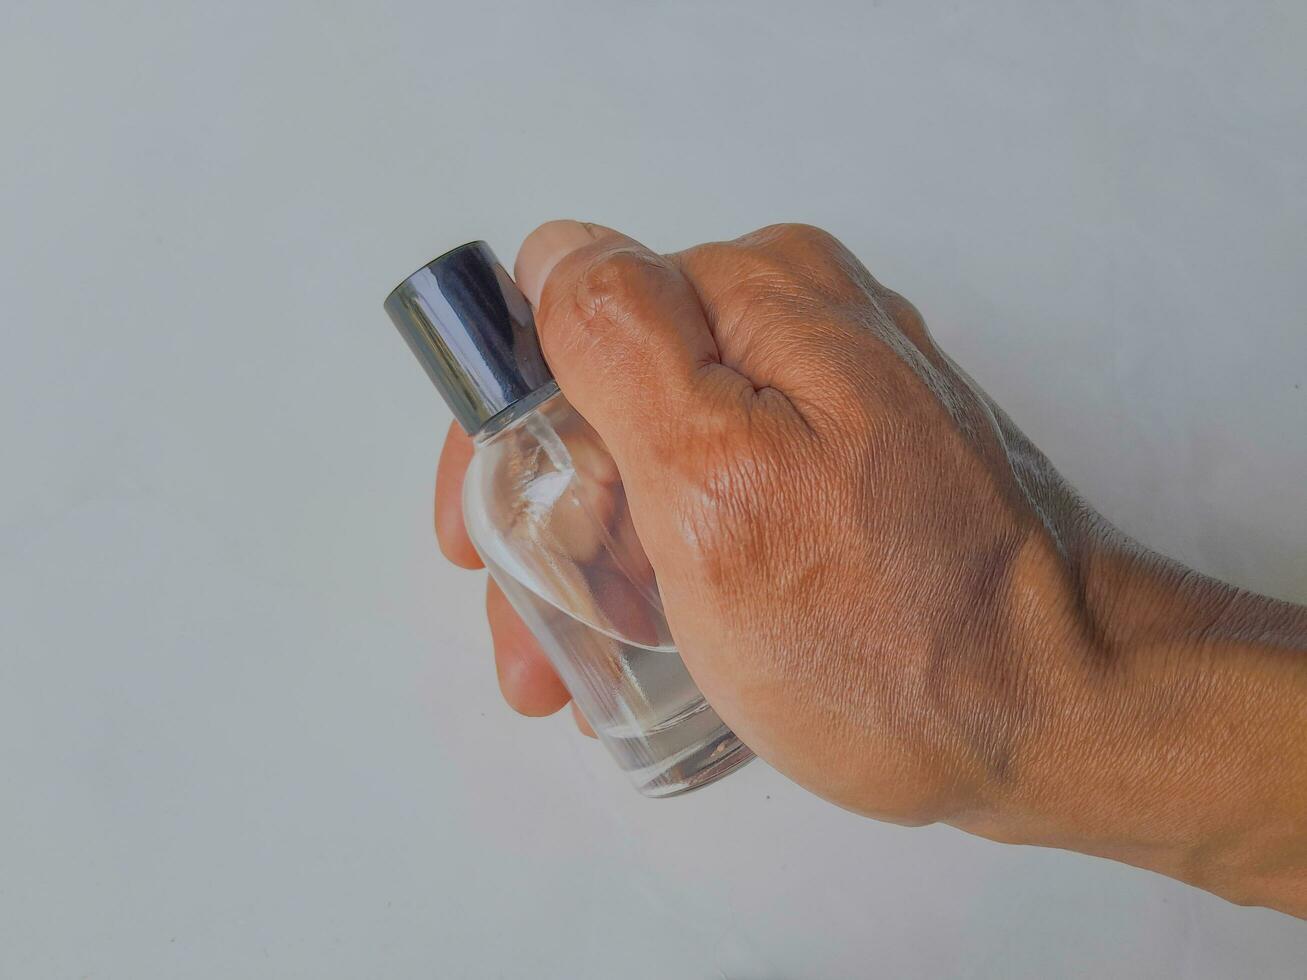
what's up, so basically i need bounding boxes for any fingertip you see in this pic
[486,579,571,717]
[435,421,482,569]
[514,220,612,307]
[435,502,481,569]
[571,702,597,739]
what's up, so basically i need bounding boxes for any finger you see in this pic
[513,220,753,481]
[571,702,597,739]
[670,223,885,393]
[486,577,571,717]
[434,421,482,569]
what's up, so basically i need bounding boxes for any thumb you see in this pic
[513,221,733,480]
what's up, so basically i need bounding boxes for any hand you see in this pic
[435,220,1307,916]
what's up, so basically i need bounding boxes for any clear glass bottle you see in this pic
[385,243,752,796]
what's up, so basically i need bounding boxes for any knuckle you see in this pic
[572,247,663,321]
[744,223,849,270]
[675,240,742,279]
[678,226,870,319]
[539,246,667,364]
[732,224,864,303]
[760,222,845,255]
[876,289,933,347]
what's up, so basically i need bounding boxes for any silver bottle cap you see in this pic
[384,242,554,434]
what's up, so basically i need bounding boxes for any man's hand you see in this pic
[434,220,1307,917]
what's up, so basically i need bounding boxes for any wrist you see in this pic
[970,532,1307,913]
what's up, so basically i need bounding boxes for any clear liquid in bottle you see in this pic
[464,388,754,796]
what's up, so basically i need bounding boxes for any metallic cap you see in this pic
[384,242,554,434]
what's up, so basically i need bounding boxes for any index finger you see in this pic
[434,420,483,569]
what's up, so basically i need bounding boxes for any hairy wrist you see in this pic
[968,532,1307,915]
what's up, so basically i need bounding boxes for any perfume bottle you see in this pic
[385,242,754,797]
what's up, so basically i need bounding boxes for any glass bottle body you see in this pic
[462,386,753,797]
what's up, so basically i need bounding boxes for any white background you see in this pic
[3,2,1306,977]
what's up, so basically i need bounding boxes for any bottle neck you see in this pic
[471,380,561,445]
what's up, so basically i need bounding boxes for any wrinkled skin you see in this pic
[434,220,1307,916]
